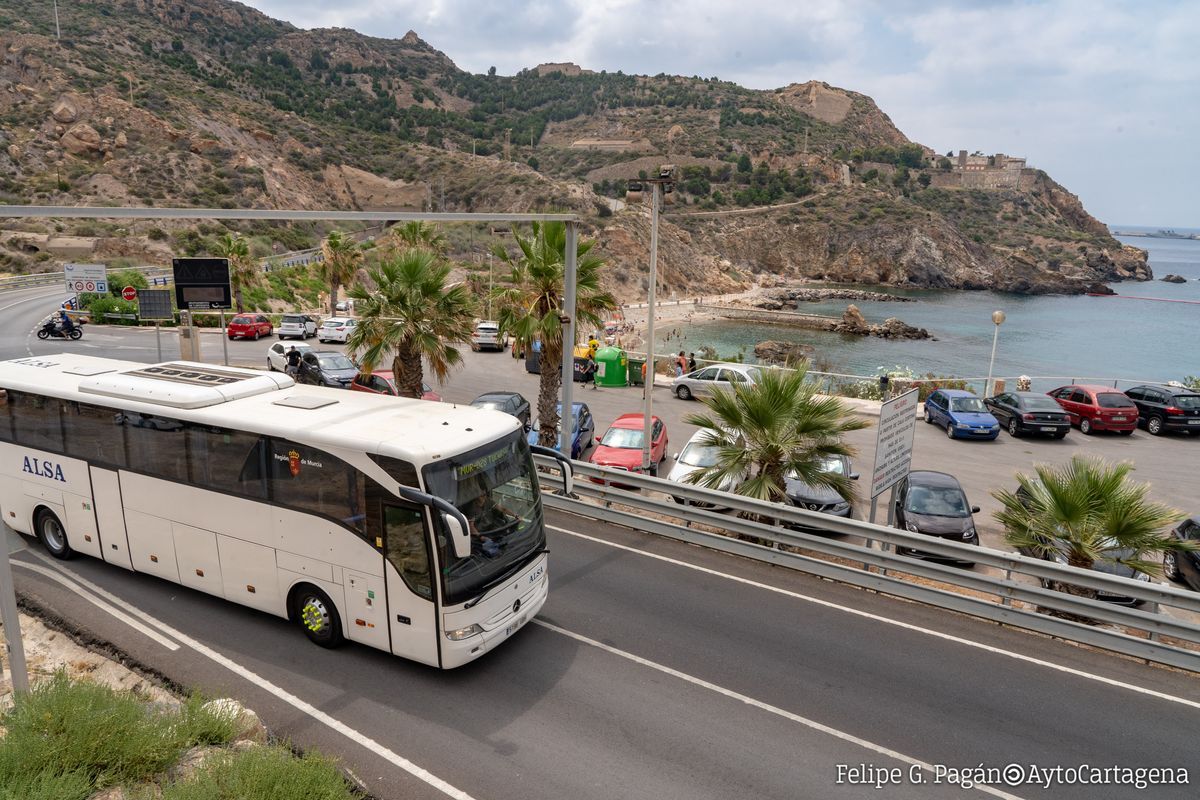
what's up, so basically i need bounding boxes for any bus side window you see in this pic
[0,389,12,443]
[8,390,65,453]
[65,402,128,467]
[266,439,365,532]
[188,424,267,499]
[122,412,188,481]
[384,504,432,600]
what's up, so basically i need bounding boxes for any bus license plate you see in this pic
[505,615,527,637]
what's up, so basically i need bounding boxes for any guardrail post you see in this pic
[1001,568,1013,607]
[1147,601,1160,641]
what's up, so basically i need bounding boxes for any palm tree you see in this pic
[319,230,363,316]
[213,233,257,313]
[491,222,616,448]
[344,248,475,398]
[389,221,448,255]
[682,366,869,503]
[994,457,1186,600]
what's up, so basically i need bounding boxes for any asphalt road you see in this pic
[9,514,1199,800]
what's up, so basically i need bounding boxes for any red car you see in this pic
[589,413,669,485]
[1048,385,1138,435]
[349,370,442,402]
[226,314,273,340]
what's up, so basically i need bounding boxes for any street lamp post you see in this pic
[985,309,1006,397]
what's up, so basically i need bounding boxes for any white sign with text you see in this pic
[870,388,919,499]
[63,263,108,294]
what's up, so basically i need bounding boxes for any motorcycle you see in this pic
[37,317,83,341]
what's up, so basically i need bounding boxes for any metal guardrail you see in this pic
[0,266,170,293]
[532,454,1200,671]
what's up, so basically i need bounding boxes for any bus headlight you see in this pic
[446,624,483,641]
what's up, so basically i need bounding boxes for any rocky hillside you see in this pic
[0,0,1148,298]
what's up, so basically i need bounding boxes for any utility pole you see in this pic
[440,176,445,213]
[127,74,134,107]
[504,128,511,162]
[53,0,61,40]
[804,127,809,154]
[487,252,493,319]
[560,223,578,460]
[472,139,476,157]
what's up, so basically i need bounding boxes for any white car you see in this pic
[266,341,313,372]
[278,313,318,340]
[667,428,743,507]
[470,321,507,352]
[318,317,357,343]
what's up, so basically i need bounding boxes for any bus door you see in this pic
[382,503,439,666]
[88,467,133,570]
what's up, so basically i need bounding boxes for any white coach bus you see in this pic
[0,354,569,668]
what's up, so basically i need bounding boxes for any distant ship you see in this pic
[1145,229,1193,239]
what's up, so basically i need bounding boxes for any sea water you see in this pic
[655,229,1200,387]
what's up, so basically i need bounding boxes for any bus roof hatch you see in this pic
[79,361,292,409]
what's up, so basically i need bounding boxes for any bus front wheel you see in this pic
[292,585,344,648]
[35,508,74,560]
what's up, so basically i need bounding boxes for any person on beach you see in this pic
[675,351,687,377]
[688,352,697,372]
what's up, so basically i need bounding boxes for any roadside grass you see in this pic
[157,746,356,800]
[0,671,238,798]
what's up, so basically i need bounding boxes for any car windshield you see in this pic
[422,432,544,606]
[950,397,986,413]
[317,354,354,370]
[906,485,969,517]
[282,316,303,324]
[231,316,251,324]
[322,320,341,327]
[1096,393,1134,409]
[679,441,721,467]
[1022,396,1062,411]
[601,427,644,449]
[1173,394,1200,409]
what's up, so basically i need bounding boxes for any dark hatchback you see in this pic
[1123,384,1200,436]
[297,351,358,388]
[984,391,1072,438]
[470,391,531,430]
[892,471,980,565]
[1164,516,1200,592]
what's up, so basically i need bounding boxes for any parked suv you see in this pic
[1048,385,1137,435]
[1123,384,1200,436]
[278,313,318,340]
[470,321,507,352]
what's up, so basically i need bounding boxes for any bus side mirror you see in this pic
[444,513,471,559]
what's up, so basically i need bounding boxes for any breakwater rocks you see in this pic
[836,304,931,340]
[1161,274,1188,283]
[754,287,913,310]
[754,340,816,366]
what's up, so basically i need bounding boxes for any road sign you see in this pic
[63,263,107,294]
[870,388,919,499]
[121,285,137,301]
[172,257,231,310]
[136,288,174,321]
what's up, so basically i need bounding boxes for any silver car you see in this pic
[278,313,318,340]
[667,428,743,507]
[672,363,763,401]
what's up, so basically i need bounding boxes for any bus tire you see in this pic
[291,585,344,648]
[35,507,74,560]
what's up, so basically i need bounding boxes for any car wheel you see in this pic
[1147,416,1165,436]
[253,330,260,341]
[923,408,933,424]
[267,359,275,371]
[945,424,955,439]
[35,508,74,560]
[292,585,344,648]
[1079,418,1092,435]
[676,385,692,401]
[1164,550,1181,581]
[1007,418,1020,436]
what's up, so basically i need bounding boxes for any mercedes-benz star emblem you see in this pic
[512,598,522,615]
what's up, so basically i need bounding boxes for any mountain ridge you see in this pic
[0,0,1150,299]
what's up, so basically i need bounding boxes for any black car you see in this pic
[984,391,1072,438]
[892,471,980,565]
[784,455,858,526]
[470,391,531,429]
[1123,384,1200,436]
[1164,515,1200,592]
[297,351,358,388]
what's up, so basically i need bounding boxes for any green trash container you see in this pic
[594,346,628,387]
[627,356,645,386]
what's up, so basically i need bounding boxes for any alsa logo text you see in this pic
[22,456,65,482]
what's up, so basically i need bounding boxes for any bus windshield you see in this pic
[422,431,545,606]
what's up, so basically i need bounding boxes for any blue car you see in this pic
[526,402,596,459]
[924,389,1000,440]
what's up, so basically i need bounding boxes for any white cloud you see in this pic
[240,0,1199,225]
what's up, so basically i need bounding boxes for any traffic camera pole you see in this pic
[560,222,578,460]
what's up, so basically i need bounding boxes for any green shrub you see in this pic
[0,672,238,795]
[160,746,354,800]
[107,268,149,294]
[85,296,140,324]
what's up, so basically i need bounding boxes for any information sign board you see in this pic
[63,263,108,294]
[870,388,919,499]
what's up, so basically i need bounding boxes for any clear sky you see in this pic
[240,0,1197,228]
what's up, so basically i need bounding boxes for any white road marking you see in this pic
[15,561,180,650]
[23,552,476,800]
[547,524,1200,710]
[535,619,1025,800]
